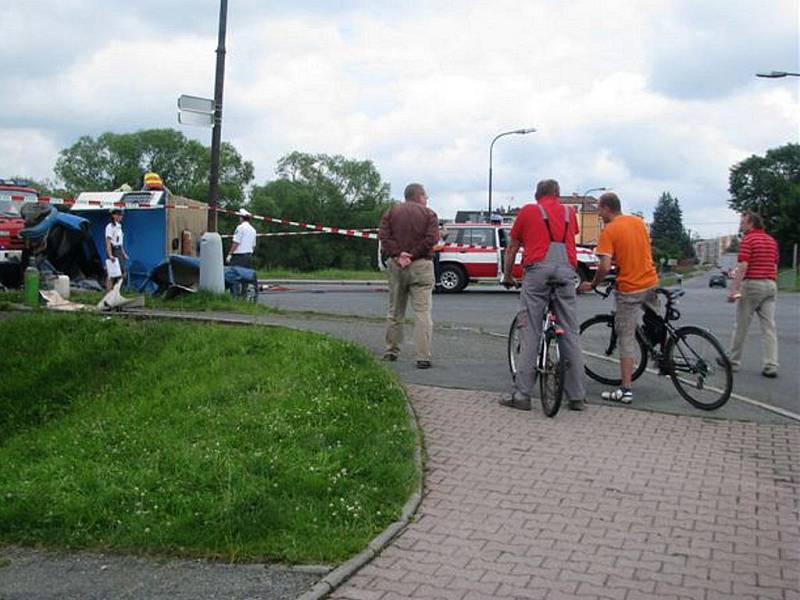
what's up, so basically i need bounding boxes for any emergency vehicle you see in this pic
[0,179,40,262]
[435,222,600,292]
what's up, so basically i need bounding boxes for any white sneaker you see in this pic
[601,388,633,404]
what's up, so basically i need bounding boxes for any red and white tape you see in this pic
[216,207,379,240]
[14,197,498,250]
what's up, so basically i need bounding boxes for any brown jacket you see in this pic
[379,201,439,260]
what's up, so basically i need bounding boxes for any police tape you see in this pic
[220,231,325,239]
[215,207,380,240]
[19,197,498,250]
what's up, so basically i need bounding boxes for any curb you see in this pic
[295,385,424,600]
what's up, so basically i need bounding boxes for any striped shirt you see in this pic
[738,228,778,280]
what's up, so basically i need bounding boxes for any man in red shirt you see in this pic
[727,211,780,377]
[500,179,586,411]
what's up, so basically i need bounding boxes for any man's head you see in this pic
[237,208,251,222]
[404,183,428,206]
[740,210,763,233]
[597,192,621,224]
[110,207,123,222]
[534,179,560,200]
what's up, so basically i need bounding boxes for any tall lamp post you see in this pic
[488,128,536,221]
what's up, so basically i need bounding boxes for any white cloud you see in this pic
[0,129,60,181]
[0,0,796,239]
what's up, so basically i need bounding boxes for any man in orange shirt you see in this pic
[579,192,658,404]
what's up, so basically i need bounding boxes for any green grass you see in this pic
[257,268,385,280]
[0,313,417,563]
[778,269,800,292]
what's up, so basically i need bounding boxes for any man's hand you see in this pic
[578,281,594,293]
[501,274,516,289]
[108,256,117,263]
[396,251,413,269]
[727,292,741,303]
[225,254,231,265]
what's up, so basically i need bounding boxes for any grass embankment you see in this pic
[257,268,385,280]
[0,313,417,563]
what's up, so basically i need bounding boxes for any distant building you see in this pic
[454,195,604,245]
[694,235,738,265]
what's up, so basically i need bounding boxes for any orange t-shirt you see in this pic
[595,215,658,293]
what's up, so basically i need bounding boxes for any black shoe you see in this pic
[416,360,432,369]
[568,399,586,411]
[382,353,398,362]
[499,393,531,411]
[762,368,778,378]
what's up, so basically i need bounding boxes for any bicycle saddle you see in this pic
[658,288,685,301]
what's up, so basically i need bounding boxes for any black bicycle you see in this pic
[507,279,567,417]
[579,277,733,410]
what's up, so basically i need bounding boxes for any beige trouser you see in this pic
[385,258,434,361]
[729,279,779,370]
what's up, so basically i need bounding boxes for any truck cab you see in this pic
[0,180,40,262]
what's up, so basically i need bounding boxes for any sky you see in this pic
[1,0,798,238]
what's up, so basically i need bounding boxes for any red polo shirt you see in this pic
[739,228,778,280]
[510,196,579,267]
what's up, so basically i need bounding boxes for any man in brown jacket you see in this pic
[379,183,439,368]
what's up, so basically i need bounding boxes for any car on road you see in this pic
[709,273,727,288]
[380,222,600,293]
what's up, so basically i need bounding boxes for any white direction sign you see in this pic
[178,95,215,114]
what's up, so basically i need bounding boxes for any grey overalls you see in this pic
[513,205,586,403]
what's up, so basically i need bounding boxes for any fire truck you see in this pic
[434,222,600,292]
[0,179,40,262]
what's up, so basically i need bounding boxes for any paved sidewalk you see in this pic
[332,385,800,600]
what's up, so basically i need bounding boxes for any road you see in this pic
[258,273,799,424]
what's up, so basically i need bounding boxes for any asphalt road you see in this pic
[259,274,799,424]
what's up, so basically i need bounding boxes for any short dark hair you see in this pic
[535,179,560,200]
[744,210,763,229]
[598,192,621,214]
[404,183,426,202]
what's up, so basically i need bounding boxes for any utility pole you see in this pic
[208,0,228,233]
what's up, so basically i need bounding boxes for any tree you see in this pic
[54,129,254,206]
[246,152,395,271]
[650,192,693,261]
[729,143,800,263]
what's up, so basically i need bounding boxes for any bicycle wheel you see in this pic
[539,334,564,417]
[579,315,647,385]
[665,326,733,410]
[507,314,521,381]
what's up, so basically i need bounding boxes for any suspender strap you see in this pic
[536,204,571,243]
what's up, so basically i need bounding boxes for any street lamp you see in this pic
[488,128,536,221]
[756,71,800,78]
[581,187,607,197]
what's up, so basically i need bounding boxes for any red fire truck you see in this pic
[0,179,40,262]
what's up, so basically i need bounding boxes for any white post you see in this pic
[199,232,225,293]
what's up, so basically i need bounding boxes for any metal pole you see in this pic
[793,242,798,274]
[208,0,228,233]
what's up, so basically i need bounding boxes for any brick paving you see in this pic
[331,385,800,600]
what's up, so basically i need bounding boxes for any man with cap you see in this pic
[105,207,128,291]
[227,208,257,269]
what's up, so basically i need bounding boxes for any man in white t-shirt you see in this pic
[226,208,257,269]
[105,207,129,290]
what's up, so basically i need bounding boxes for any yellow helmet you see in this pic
[143,172,164,190]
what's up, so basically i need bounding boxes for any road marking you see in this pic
[581,349,800,423]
